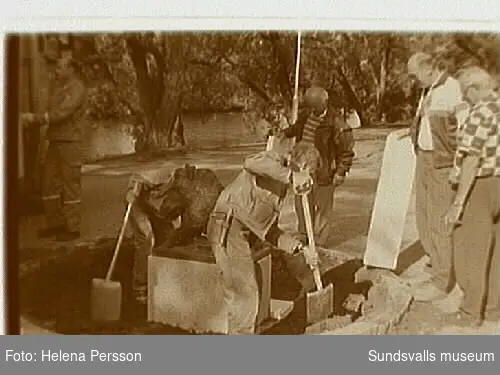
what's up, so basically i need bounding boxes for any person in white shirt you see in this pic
[406,52,469,302]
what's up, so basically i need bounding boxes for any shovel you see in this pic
[301,193,334,326]
[90,199,134,322]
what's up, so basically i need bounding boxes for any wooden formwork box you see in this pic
[147,238,293,334]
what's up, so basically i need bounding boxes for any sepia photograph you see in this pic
[8,30,500,336]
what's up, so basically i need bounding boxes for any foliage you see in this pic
[48,31,499,149]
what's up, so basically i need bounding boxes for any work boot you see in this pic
[38,225,66,239]
[55,231,80,242]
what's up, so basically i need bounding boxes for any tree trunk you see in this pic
[170,113,186,147]
[334,66,367,126]
[268,32,294,105]
[377,38,391,122]
[135,91,183,152]
[126,35,181,152]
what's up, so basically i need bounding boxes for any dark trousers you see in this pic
[129,204,155,293]
[295,183,335,247]
[453,176,500,320]
[41,141,83,233]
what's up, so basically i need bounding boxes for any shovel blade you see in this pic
[306,283,334,326]
[90,278,122,322]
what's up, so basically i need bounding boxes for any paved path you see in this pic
[20,147,260,249]
[20,138,389,258]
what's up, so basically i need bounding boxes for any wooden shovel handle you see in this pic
[312,268,323,291]
[301,193,323,291]
[105,201,133,281]
[290,32,301,125]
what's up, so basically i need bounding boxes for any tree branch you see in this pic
[268,32,294,104]
[221,54,273,103]
[453,36,485,66]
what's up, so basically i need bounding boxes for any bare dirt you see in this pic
[19,236,375,335]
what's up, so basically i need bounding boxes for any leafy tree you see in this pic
[58,31,500,150]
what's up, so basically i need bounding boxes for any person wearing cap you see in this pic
[207,134,321,334]
[21,55,88,242]
[281,86,355,247]
[406,52,470,302]
[444,66,500,327]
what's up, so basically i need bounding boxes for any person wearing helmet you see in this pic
[281,86,355,247]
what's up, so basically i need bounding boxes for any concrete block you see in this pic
[148,255,227,333]
[314,268,414,335]
[147,238,272,334]
[270,300,294,320]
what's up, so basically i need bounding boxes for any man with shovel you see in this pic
[281,86,355,247]
[206,134,321,335]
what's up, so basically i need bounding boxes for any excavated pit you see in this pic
[20,238,379,335]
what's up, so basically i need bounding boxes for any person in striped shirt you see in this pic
[444,66,500,327]
[282,86,355,248]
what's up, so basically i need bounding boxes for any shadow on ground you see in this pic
[320,177,378,249]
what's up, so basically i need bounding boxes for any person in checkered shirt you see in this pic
[444,66,500,327]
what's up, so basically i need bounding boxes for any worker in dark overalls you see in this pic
[124,164,224,304]
[22,55,88,242]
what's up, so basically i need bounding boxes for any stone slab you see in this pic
[147,249,273,334]
[148,255,228,334]
[315,269,414,335]
[363,131,416,270]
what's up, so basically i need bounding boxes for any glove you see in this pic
[126,180,142,204]
[292,170,313,195]
[301,244,320,269]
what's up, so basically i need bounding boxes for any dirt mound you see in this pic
[20,239,371,335]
